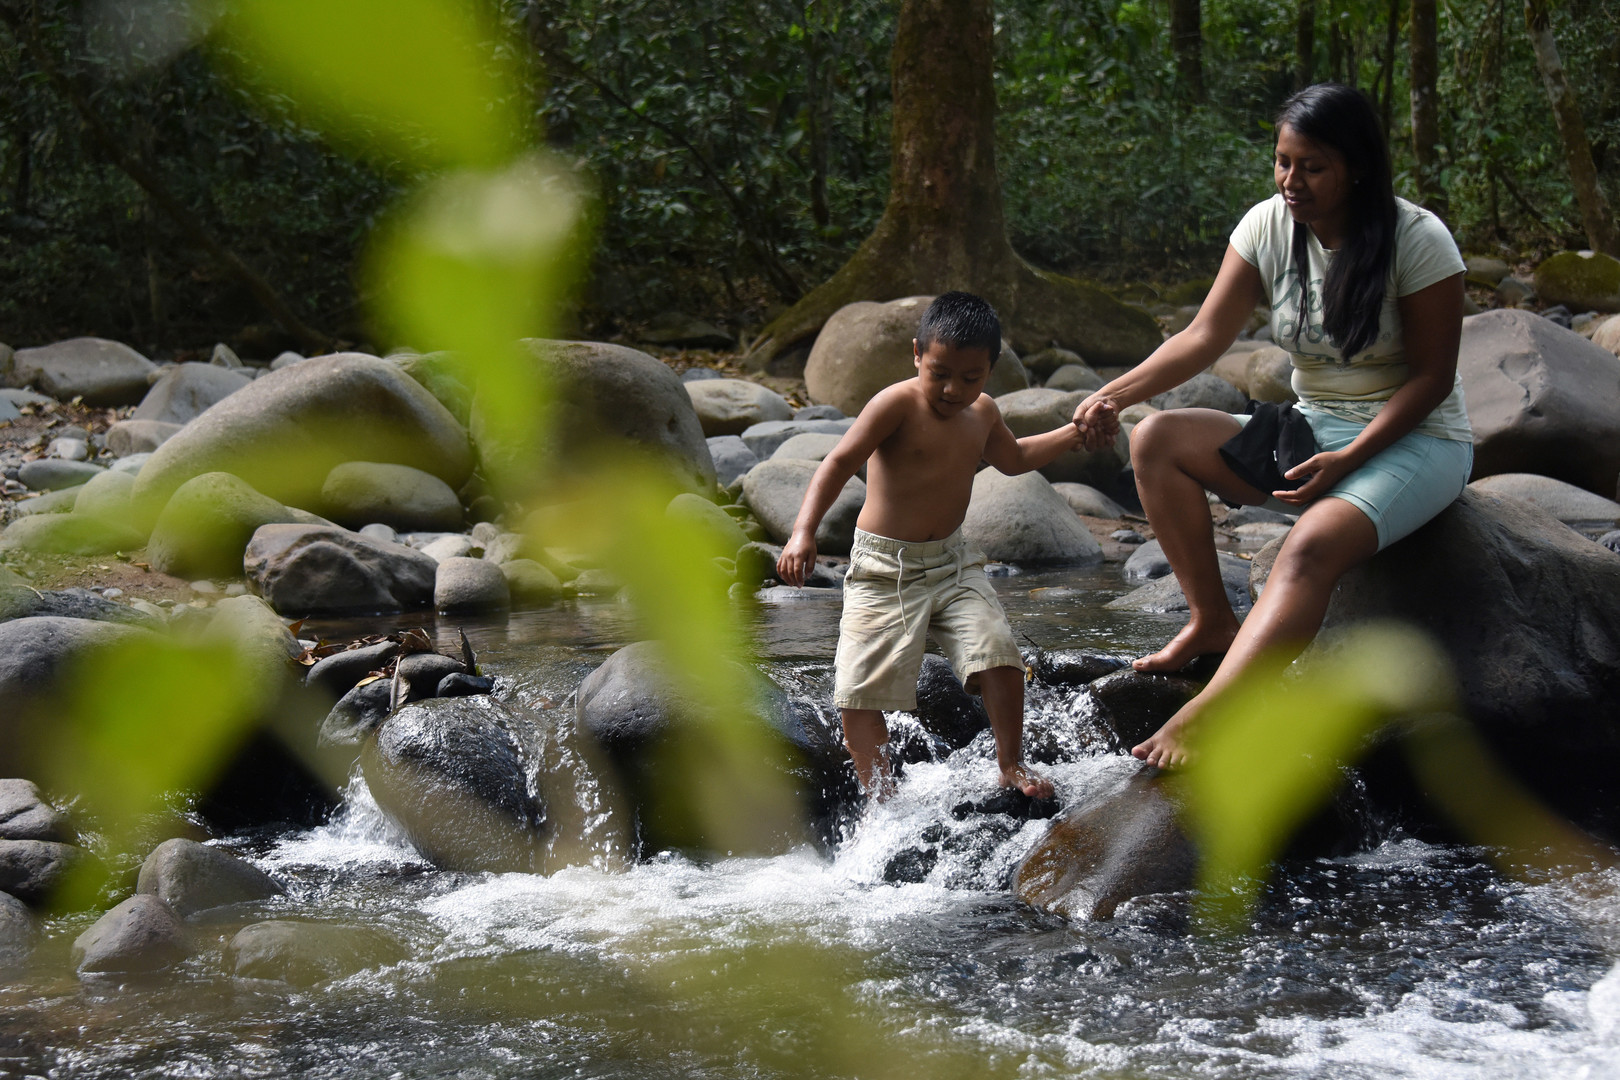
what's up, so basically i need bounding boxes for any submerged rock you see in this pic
[136,839,283,917]
[0,892,35,967]
[72,894,187,974]
[226,920,406,986]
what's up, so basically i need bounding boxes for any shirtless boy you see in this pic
[776,291,1086,800]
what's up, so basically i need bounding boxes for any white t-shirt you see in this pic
[1231,193,1472,441]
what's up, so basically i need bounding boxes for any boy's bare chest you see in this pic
[875,414,989,477]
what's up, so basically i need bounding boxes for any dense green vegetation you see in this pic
[1,0,1615,353]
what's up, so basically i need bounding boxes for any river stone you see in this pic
[742,458,865,555]
[0,585,156,629]
[914,653,990,750]
[0,839,84,905]
[666,492,750,557]
[1107,555,1253,615]
[1087,670,1204,748]
[994,388,1121,486]
[390,350,472,427]
[320,679,395,745]
[133,362,251,425]
[435,556,510,613]
[10,487,79,517]
[306,640,400,701]
[1044,363,1105,392]
[1022,347,1086,380]
[1249,489,1620,839]
[685,378,794,437]
[1533,250,1620,313]
[46,437,89,462]
[9,338,156,405]
[110,452,153,475]
[148,472,303,579]
[0,512,145,556]
[130,352,473,530]
[1465,255,1512,287]
[1466,474,1620,535]
[0,892,34,966]
[771,432,845,465]
[18,458,103,491]
[136,838,283,917]
[70,469,136,527]
[739,418,853,459]
[1123,539,1172,582]
[362,696,549,873]
[1458,310,1620,497]
[1245,346,1297,403]
[1014,769,1196,921]
[498,559,562,606]
[961,470,1103,565]
[804,296,1027,416]
[0,619,154,765]
[0,780,69,843]
[320,461,463,533]
[244,524,439,616]
[470,340,714,495]
[72,894,187,974]
[110,417,194,455]
[226,920,406,986]
[1052,482,1125,519]
[793,404,845,421]
[1594,315,1620,358]
[706,436,760,487]
[1151,371,1248,413]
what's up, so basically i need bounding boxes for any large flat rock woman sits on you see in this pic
[1073,83,1473,767]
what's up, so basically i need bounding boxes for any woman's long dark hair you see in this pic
[1277,84,1397,360]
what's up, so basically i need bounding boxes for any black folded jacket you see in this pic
[1218,400,1318,495]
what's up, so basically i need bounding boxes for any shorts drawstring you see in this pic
[895,546,910,636]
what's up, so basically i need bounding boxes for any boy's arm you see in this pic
[980,400,1085,476]
[776,391,905,586]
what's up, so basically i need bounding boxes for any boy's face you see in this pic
[913,339,993,418]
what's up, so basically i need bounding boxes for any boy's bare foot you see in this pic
[999,763,1055,799]
[1131,709,1194,768]
[1131,616,1239,674]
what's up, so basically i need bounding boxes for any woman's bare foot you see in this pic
[1132,615,1240,673]
[1131,707,1196,768]
[999,763,1055,799]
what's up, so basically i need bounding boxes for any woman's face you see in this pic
[1273,123,1354,247]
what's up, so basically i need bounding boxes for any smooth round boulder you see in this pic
[1151,371,1247,413]
[434,556,511,613]
[741,458,865,555]
[994,388,1122,486]
[0,512,145,556]
[1245,345,1296,403]
[136,838,283,917]
[72,894,187,974]
[1468,473,1620,535]
[739,418,853,459]
[685,378,794,437]
[226,920,406,986]
[770,432,845,465]
[665,492,750,557]
[70,469,136,526]
[130,352,473,530]
[1593,315,1620,359]
[1044,363,1105,392]
[1459,310,1620,497]
[244,524,439,616]
[804,296,1028,416]
[18,458,103,491]
[321,461,463,533]
[793,404,845,421]
[133,362,251,425]
[0,779,70,843]
[9,338,156,405]
[148,472,305,579]
[1052,482,1125,519]
[0,620,154,770]
[1533,250,1620,313]
[499,559,562,606]
[107,419,183,457]
[1022,346,1086,380]
[961,470,1103,565]
[470,340,714,495]
[706,435,760,487]
[0,839,85,905]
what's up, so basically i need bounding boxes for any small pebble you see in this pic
[101,587,124,599]
[47,438,90,461]
[1111,529,1146,544]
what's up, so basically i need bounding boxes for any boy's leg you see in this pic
[840,708,893,799]
[975,666,1054,799]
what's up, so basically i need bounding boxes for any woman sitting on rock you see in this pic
[1073,83,1473,767]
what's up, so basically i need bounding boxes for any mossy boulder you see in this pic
[1533,251,1620,313]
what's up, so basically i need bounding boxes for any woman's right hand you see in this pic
[1073,393,1121,451]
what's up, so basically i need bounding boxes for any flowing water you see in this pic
[2,566,1618,1079]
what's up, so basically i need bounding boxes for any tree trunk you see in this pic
[1409,0,1447,218]
[1381,0,1401,138]
[1524,0,1620,254]
[1294,0,1316,91]
[744,0,1159,369]
[1171,0,1205,103]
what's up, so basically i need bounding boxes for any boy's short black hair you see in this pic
[916,291,1001,364]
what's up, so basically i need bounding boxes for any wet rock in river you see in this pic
[913,654,990,750]
[72,894,188,974]
[244,524,438,616]
[226,920,406,986]
[1028,649,1130,687]
[320,678,395,745]
[305,640,402,700]
[0,839,87,906]
[0,891,35,966]
[395,652,467,698]
[0,779,71,843]
[1087,670,1203,749]
[136,838,284,917]
[1014,769,1196,921]
[499,559,563,606]
[434,556,510,613]
[1107,554,1252,615]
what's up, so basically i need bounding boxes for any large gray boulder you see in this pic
[470,340,714,495]
[106,419,182,457]
[741,458,865,555]
[994,388,1122,486]
[1014,769,1196,921]
[434,556,510,613]
[1459,310,1620,497]
[244,524,439,616]
[8,338,156,405]
[962,470,1103,565]
[70,469,136,527]
[133,362,251,424]
[739,418,853,459]
[0,839,84,905]
[685,378,794,436]
[72,894,187,974]
[130,353,473,529]
[1532,250,1620,312]
[1151,371,1248,413]
[361,697,551,873]
[136,838,283,916]
[147,472,308,579]
[706,435,759,487]
[0,618,155,774]
[226,920,405,986]
[666,492,750,556]
[321,461,463,533]
[1468,473,1620,535]
[804,296,1028,416]
[0,779,70,842]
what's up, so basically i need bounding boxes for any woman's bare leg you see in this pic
[1129,409,1269,673]
[1132,496,1380,766]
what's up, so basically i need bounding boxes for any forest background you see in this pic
[1,0,1616,358]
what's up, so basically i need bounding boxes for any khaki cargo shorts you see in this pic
[833,528,1024,711]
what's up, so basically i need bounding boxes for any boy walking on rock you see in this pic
[777,292,1087,799]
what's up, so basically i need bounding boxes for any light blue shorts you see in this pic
[1233,405,1473,551]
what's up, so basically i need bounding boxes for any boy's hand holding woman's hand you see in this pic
[1073,393,1121,452]
[777,531,817,587]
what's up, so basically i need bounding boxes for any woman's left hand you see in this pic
[1273,449,1356,505]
